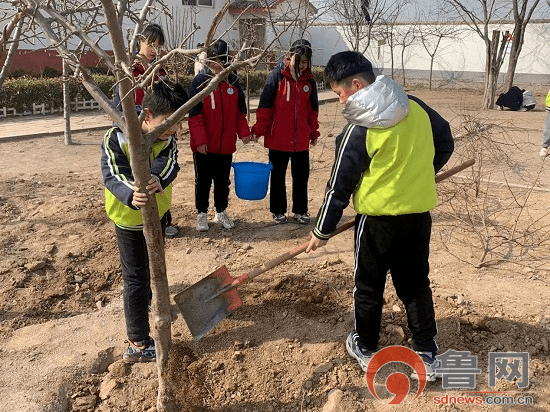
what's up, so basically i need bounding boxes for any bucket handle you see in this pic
[234,141,268,163]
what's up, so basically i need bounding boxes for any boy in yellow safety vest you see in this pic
[101,79,188,362]
[306,51,454,381]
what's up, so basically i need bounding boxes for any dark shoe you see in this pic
[123,337,156,363]
[411,351,441,382]
[346,331,377,372]
[293,213,310,224]
[272,213,287,224]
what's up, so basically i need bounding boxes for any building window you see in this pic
[182,0,213,6]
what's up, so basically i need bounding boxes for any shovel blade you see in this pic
[173,266,242,340]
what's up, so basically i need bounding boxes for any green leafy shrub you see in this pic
[0,67,325,113]
[42,66,62,78]
[0,75,117,112]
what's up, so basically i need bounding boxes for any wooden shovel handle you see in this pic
[243,158,475,283]
[435,158,474,183]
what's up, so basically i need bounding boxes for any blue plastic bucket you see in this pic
[232,161,273,200]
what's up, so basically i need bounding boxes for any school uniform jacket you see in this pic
[313,75,454,240]
[252,60,320,152]
[188,70,250,154]
[101,126,179,230]
[132,60,167,106]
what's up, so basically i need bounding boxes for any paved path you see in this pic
[0,90,337,142]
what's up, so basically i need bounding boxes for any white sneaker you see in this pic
[165,226,178,238]
[196,213,209,232]
[215,210,234,229]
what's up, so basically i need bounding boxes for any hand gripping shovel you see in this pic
[174,159,475,340]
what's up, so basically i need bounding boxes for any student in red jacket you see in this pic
[188,40,252,231]
[251,39,320,224]
[114,24,167,112]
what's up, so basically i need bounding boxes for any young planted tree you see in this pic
[0,0,284,410]
[436,112,550,269]
[0,11,25,88]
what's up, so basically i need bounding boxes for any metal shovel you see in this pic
[174,159,475,340]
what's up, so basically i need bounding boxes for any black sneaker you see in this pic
[272,213,287,224]
[293,213,310,224]
[346,331,377,372]
[411,351,441,382]
[123,337,156,363]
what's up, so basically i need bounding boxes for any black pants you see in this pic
[194,152,233,214]
[115,215,167,342]
[353,212,438,353]
[268,149,309,215]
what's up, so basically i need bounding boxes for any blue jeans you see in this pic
[115,215,167,342]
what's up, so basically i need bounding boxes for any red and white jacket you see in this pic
[188,71,250,154]
[252,59,320,152]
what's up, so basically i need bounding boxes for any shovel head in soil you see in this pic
[174,266,242,341]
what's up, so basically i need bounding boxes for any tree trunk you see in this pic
[401,49,406,87]
[0,17,23,89]
[124,116,177,412]
[482,30,508,110]
[504,28,523,91]
[429,57,434,91]
[101,0,176,405]
[63,58,72,146]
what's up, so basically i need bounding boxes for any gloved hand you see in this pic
[540,147,548,160]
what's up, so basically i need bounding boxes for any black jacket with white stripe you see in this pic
[312,90,454,240]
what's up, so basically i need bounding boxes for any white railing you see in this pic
[0,98,102,118]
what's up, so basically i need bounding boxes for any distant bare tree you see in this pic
[444,0,509,109]
[394,19,416,86]
[416,6,464,90]
[376,0,411,79]
[503,0,542,91]
[326,0,401,54]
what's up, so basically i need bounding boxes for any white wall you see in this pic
[303,21,550,83]
[13,0,550,83]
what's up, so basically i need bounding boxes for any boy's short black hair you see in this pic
[142,79,188,116]
[140,23,165,46]
[324,51,376,86]
[207,39,230,66]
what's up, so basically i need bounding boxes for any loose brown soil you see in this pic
[1,85,550,412]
